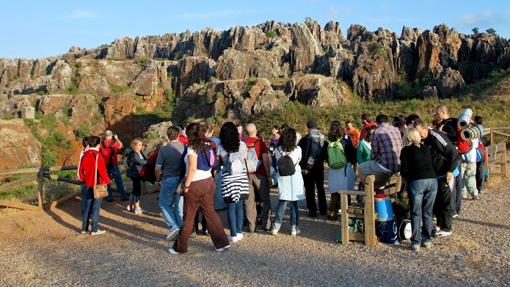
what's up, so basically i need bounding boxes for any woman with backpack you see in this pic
[126,138,148,215]
[327,121,356,220]
[271,128,305,236]
[217,122,250,243]
[169,123,230,254]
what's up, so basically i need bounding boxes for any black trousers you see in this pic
[476,162,485,192]
[303,167,327,215]
[434,178,453,231]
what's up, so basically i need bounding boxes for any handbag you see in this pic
[93,154,109,199]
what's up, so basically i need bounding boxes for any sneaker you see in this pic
[291,226,301,236]
[452,213,459,218]
[215,245,231,252]
[166,228,180,241]
[80,231,87,235]
[421,241,432,249]
[236,233,244,241]
[271,223,281,236]
[411,244,420,252]
[434,230,452,237]
[126,205,132,212]
[91,230,106,236]
[228,235,239,243]
[168,248,179,255]
[134,208,146,215]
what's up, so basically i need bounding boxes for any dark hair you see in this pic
[376,114,389,124]
[328,120,344,141]
[279,128,297,152]
[87,136,101,147]
[272,125,280,132]
[362,113,372,122]
[474,115,483,125]
[393,116,404,128]
[345,120,352,125]
[405,114,420,126]
[365,126,377,141]
[186,122,208,151]
[167,126,180,141]
[280,123,289,132]
[219,122,240,153]
[81,136,89,148]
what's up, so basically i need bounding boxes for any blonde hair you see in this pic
[406,127,421,147]
[130,138,143,149]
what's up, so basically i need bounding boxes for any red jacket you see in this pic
[79,149,111,188]
[178,134,189,145]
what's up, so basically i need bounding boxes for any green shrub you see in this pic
[66,78,80,95]
[369,42,385,55]
[111,85,129,94]
[265,30,277,38]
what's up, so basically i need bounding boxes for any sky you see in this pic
[1,0,509,59]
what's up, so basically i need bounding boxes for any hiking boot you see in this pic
[215,245,231,252]
[91,230,106,236]
[434,230,452,237]
[291,226,301,236]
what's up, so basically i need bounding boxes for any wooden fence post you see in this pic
[37,167,44,209]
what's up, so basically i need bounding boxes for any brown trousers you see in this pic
[174,177,229,253]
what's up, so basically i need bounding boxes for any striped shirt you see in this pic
[220,172,249,203]
[371,123,403,172]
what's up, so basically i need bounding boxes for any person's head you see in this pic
[81,136,89,148]
[246,123,257,137]
[405,127,422,147]
[413,119,430,139]
[271,125,280,136]
[105,130,113,139]
[365,126,377,142]
[345,121,354,130]
[435,105,449,121]
[307,119,318,133]
[236,123,244,136]
[219,122,240,153]
[87,136,101,148]
[167,126,180,141]
[205,122,214,138]
[362,113,373,124]
[186,122,208,150]
[405,114,420,126]
[280,123,289,132]
[375,114,389,125]
[279,128,297,152]
[474,115,483,125]
[393,116,404,127]
[328,120,344,141]
[131,138,143,152]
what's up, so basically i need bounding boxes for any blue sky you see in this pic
[1,0,509,59]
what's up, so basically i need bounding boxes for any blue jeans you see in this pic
[227,200,244,236]
[81,186,103,232]
[408,178,438,246]
[159,177,183,231]
[273,200,299,227]
[106,166,127,200]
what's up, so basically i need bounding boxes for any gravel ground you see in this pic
[0,180,509,287]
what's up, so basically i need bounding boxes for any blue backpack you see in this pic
[179,145,216,180]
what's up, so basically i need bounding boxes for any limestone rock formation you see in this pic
[0,119,42,169]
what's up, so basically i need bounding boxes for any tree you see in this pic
[486,28,497,36]
[472,27,480,35]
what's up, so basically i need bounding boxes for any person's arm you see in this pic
[183,154,197,194]
[444,141,458,182]
[114,135,124,149]
[132,151,148,166]
[97,155,111,185]
[399,148,408,180]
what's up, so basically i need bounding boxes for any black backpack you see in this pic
[277,149,296,176]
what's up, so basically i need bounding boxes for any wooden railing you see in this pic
[486,128,510,183]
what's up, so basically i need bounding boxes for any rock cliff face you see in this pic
[0,19,509,168]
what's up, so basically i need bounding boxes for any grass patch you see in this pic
[111,85,129,94]
[265,30,277,38]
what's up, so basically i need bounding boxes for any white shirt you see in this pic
[185,147,213,182]
[464,138,479,164]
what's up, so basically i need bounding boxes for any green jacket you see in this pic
[357,139,371,164]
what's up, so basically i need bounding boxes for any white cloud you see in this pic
[181,10,239,20]
[65,9,96,19]
[458,11,507,27]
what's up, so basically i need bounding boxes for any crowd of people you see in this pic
[76,104,488,253]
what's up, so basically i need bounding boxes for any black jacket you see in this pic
[439,117,458,145]
[298,130,327,170]
[126,149,147,178]
[423,129,460,176]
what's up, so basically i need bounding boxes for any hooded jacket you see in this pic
[298,129,327,170]
[423,129,460,177]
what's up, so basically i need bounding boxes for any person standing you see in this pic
[125,139,147,215]
[155,126,185,241]
[271,128,305,236]
[298,120,327,218]
[326,121,356,220]
[414,119,460,237]
[357,126,376,165]
[345,121,361,148]
[169,123,230,254]
[244,123,272,232]
[474,116,487,193]
[400,128,438,251]
[218,122,249,243]
[78,136,111,235]
[101,130,128,202]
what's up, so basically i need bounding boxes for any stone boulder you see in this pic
[216,49,281,80]
[433,68,466,98]
[0,119,42,169]
[175,56,215,96]
[47,60,73,93]
[286,74,349,107]
[37,94,73,118]
[103,93,136,126]
[142,120,173,153]
[289,23,322,73]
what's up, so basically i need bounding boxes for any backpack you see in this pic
[328,139,347,169]
[140,149,159,184]
[100,139,116,168]
[476,141,488,165]
[220,146,245,175]
[276,148,296,176]
[246,139,261,173]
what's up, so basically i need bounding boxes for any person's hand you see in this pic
[446,172,453,183]
[113,134,119,140]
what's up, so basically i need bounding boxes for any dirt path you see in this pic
[0,181,509,286]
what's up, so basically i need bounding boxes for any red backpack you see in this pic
[456,128,472,154]
[100,139,116,168]
[139,149,159,184]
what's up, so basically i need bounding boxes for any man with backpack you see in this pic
[244,123,272,232]
[298,120,327,218]
[101,130,128,202]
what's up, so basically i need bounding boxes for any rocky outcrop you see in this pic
[0,119,42,169]
[286,74,349,106]
[142,120,173,153]
[216,49,282,80]
[433,67,466,98]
